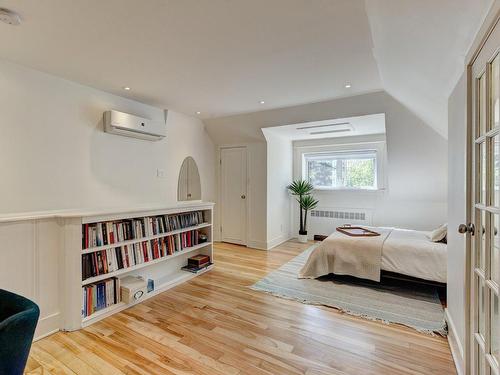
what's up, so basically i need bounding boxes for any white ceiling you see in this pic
[0,0,493,138]
[365,0,493,138]
[0,0,380,118]
[264,113,386,141]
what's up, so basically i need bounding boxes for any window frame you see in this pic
[303,149,379,191]
[294,138,387,193]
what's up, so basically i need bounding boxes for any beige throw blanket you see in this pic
[298,228,393,282]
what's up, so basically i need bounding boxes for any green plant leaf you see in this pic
[287,179,314,196]
[299,194,319,210]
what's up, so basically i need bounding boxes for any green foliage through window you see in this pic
[305,151,377,190]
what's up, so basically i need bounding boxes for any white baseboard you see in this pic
[266,234,293,250]
[218,235,293,251]
[34,311,60,341]
[246,239,268,250]
[213,231,221,242]
[445,308,465,375]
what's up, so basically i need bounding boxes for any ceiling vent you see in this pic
[296,122,350,130]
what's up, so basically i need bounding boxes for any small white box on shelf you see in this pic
[120,276,147,303]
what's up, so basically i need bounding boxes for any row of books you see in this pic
[82,277,120,318]
[82,211,206,249]
[82,230,203,280]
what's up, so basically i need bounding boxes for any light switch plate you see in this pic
[156,168,166,178]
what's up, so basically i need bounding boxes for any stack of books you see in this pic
[181,254,212,274]
[82,277,120,318]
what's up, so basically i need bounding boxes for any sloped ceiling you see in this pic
[0,0,380,119]
[365,0,493,138]
[0,0,493,138]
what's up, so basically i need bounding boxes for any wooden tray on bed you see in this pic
[336,226,380,237]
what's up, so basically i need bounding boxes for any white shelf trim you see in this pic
[0,202,215,224]
[82,223,212,254]
[81,242,212,285]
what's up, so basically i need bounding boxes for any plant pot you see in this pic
[298,234,308,243]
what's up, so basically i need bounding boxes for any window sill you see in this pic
[313,188,386,193]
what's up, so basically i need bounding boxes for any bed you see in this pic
[299,227,447,284]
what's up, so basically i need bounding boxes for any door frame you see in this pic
[217,144,249,246]
[466,5,500,374]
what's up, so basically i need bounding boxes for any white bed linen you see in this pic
[381,228,447,283]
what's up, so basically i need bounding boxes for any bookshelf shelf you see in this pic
[81,242,212,285]
[60,202,214,331]
[82,223,211,254]
[81,265,213,326]
[81,301,126,323]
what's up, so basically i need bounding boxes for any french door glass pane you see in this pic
[493,55,500,130]
[479,209,487,270]
[480,73,487,136]
[492,292,500,364]
[495,135,500,207]
[480,278,486,338]
[493,214,500,284]
[481,142,487,204]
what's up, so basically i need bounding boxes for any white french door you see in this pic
[220,146,247,245]
[468,17,500,375]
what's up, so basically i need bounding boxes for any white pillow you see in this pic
[428,224,447,242]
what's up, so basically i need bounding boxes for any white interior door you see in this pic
[467,17,500,375]
[220,147,247,245]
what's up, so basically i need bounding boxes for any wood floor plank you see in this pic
[28,241,457,374]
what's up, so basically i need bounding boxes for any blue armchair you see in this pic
[0,289,40,375]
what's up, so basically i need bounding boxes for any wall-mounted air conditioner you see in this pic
[103,110,167,141]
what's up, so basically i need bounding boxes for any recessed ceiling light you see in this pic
[259,100,265,104]
[123,86,131,91]
[196,111,201,115]
[345,84,352,88]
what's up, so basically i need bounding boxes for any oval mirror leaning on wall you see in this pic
[178,156,201,201]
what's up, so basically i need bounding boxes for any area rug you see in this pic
[251,244,447,335]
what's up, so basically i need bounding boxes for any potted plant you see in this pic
[287,180,319,243]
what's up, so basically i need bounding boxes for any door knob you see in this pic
[458,223,475,235]
[241,195,246,199]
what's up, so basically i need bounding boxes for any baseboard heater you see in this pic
[310,208,372,237]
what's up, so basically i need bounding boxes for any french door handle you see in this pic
[458,223,475,235]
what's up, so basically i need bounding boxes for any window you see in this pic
[304,150,377,190]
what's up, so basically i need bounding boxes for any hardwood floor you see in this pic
[26,241,456,374]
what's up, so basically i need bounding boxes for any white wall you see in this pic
[0,58,215,214]
[0,58,216,340]
[0,218,61,339]
[206,91,448,243]
[447,71,467,367]
[262,129,293,247]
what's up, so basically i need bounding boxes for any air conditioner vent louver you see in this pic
[103,110,167,141]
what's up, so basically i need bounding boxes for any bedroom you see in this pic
[0,1,496,374]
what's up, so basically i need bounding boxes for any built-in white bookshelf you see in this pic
[60,202,214,331]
